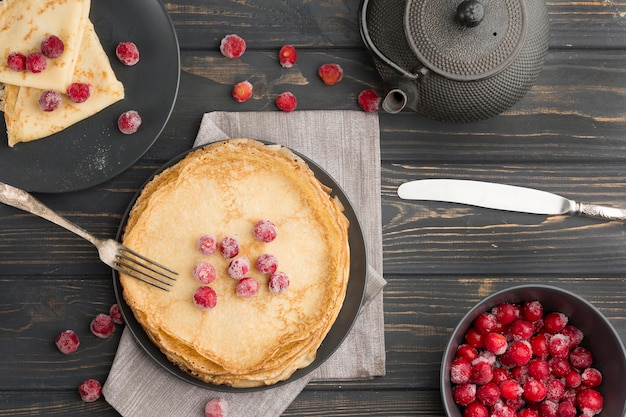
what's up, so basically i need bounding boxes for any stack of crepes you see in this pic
[0,0,124,147]
[119,139,351,388]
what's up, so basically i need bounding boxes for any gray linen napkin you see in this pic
[103,110,386,417]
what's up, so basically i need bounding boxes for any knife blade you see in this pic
[397,179,626,221]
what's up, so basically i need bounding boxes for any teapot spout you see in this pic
[382,81,419,114]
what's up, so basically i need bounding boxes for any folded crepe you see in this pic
[0,0,90,91]
[3,19,125,146]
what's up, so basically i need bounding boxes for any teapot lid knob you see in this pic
[456,0,485,28]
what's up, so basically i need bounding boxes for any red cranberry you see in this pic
[507,341,532,366]
[475,382,500,406]
[90,314,115,338]
[462,401,488,417]
[549,357,571,378]
[66,82,92,103]
[7,52,26,71]
[569,347,593,369]
[452,383,477,406]
[236,277,258,298]
[55,329,80,354]
[492,303,519,326]
[543,312,568,334]
[465,327,484,349]
[560,325,583,349]
[557,401,577,417]
[484,332,508,355]
[500,379,523,401]
[564,370,581,388]
[26,52,46,73]
[193,262,217,284]
[268,271,290,294]
[469,361,493,385]
[220,236,240,258]
[38,90,61,112]
[117,110,142,134]
[456,344,479,362]
[527,358,550,381]
[580,367,602,388]
[78,379,102,402]
[253,219,277,242]
[109,304,124,324]
[116,41,140,66]
[278,45,297,68]
[197,234,217,255]
[509,319,534,340]
[219,34,246,58]
[530,333,550,358]
[228,257,250,280]
[523,379,547,403]
[576,388,603,416]
[492,367,511,384]
[41,35,65,58]
[545,378,565,402]
[474,312,498,334]
[205,398,228,417]
[256,253,278,274]
[522,300,543,322]
[548,333,570,358]
[193,286,218,310]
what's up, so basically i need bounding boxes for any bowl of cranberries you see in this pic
[441,284,626,417]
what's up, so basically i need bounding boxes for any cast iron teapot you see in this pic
[359,0,550,123]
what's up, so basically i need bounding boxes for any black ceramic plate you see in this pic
[0,0,180,193]
[113,143,368,392]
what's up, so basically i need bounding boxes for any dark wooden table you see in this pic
[1,1,625,415]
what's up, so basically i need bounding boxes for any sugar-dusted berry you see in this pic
[236,277,258,298]
[198,234,218,255]
[506,340,532,366]
[66,82,92,103]
[548,333,570,358]
[276,91,297,112]
[41,35,65,58]
[116,42,140,66]
[205,398,228,417]
[26,52,46,73]
[357,89,381,112]
[475,382,499,406]
[118,110,142,134]
[109,303,124,324]
[194,286,218,310]
[545,378,565,402]
[90,313,115,338]
[509,319,534,340]
[38,90,61,112]
[491,367,511,384]
[580,367,602,388]
[456,344,479,362]
[548,357,571,378]
[464,327,484,349]
[450,357,472,384]
[523,379,547,403]
[253,219,277,242]
[256,253,278,274]
[220,236,240,258]
[473,312,498,334]
[576,388,603,416]
[483,332,507,355]
[522,300,543,322]
[537,400,558,417]
[194,262,217,284]
[543,312,568,334]
[278,45,297,68]
[490,402,516,417]
[220,34,246,58]
[318,63,343,85]
[78,379,102,402]
[564,370,581,388]
[452,383,476,406]
[232,80,253,102]
[529,333,550,358]
[500,379,522,401]
[469,361,492,385]
[557,401,577,417]
[268,271,290,294]
[517,409,539,417]
[569,347,593,369]
[228,257,250,280]
[492,302,519,326]
[7,52,26,71]
[463,401,488,417]
[527,358,550,381]
[560,325,583,348]
[55,329,80,354]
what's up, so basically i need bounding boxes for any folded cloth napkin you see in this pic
[103,110,386,417]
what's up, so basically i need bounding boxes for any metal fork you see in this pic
[0,181,177,291]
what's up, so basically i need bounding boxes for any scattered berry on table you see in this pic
[220,34,246,58]
[275,92,297,112]
[227,257,250,280]
[117,110,142,134]
[38,90,61,112]
[55,329,80,354]
[194,286,218,310]
[194,262,217,284]
[7,52,26,71]
[232,80,253,102]
[109,303,124,324]
[317,63,343,85]
[66,82,92,103]
[220,236,240,258]
[278,45,297,68]
[116,42,140,66]
[253,219,277,242]
[255,253,278,274]
[26,52,46,73]
[197,234,218,255]
[205,398,228,417]
[40,35,65,58]
[78,379,102,402]
[268,271,289,294]
[236,277,258,298]
[357,89,381,112]
[90,313,115,338]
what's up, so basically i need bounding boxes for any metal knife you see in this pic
[397,179,626,221]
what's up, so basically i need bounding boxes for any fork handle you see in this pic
[0,181,99,246]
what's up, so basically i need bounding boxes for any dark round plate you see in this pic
[112,142,368,392]
[0,0,180,193]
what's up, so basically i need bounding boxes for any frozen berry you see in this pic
[7,52,26,71]
[529,333,550,358]
[537,400,558,417]
[464,327,484,349]
[55,329,80,354]
[463,401,488,417]
[220,236,240,258]
[507,341,532,366]
[549,357,571,378]
[523,379,547,403]
[548,333,570,358]
[236,277,258,298]
[557,401,576,417]
[275,91,297,112]
[78,379,102,402]
[474,312,498,334]
[66,82,92,103]
[509,319,534,340]
[256,253,278,274]
[561,325,583,349]
[517,410,538,417]
[118,110,142,134]
[220,34,246,58]
[475,382,499,406]
[90,314,115,338]
[500,379,523,401]
[452,383,476,406]
[580,367,602,388]
[38,90,61,112]
[357,89,381,112]
[194,286,218,310]
[318,63,343,85]
[576,388,603,416]
[198,234,218,255]
[469,361,492,385]
[522,301,543,322]
[543,312,568,334]
[569,347,593,369]
[450,357,472,384]
[116,42,140,66]
[253,219,277,242]
[26,52,46,73]
[564,370,581,388]
[483,332,507,355]
[456,344,479,362]
[205,398,228,417]
[41,35,65,58]
[492,303,519,326]
[109,303,124,324]
[490,402,515,417]
[228,257,250,280]
[491,367,511,384]
[268,271,290,294]
[545,378,565,402]
[278,45,297,68]
[527,358,550,381]
[194,262,217,284]
[232,80,253,102]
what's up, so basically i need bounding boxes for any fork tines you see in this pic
[116,246,178,291]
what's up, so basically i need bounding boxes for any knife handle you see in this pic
[575,202,626,221]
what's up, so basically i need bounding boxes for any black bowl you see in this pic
[440,284,626,417]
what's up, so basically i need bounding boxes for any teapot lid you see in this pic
[404,0,528,81]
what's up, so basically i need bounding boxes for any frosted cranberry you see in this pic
[537,400,558,417]
[197,234,217,255]
[268,271,290,294]
[545,378,565,402]
[491,402,516,417]
[357,89,381,112]
[109,303,124,324]
[26,52,46,73]
[500,379,523,401]
[205,398,228,417]
[530,333,550,358]
[510,366,528,385]
[492,367,511,384]
[236,277,258,298]
[78,379,102,402]
[41,35,65,58]
[474,312,498,334]
[507,341,532,366]
[484,332,508,355]
[227,257,250,280]
[543,312,568,334]
[232,80,253,102]
[562,388,577,404]
[194,286,218,310]
[580,368,602,388]
[452,383,476,406]
[55,330,80,354]
[509,319,534,341]
[474,350,496,367]
[476,382,500,406]
[193,262,217,284]
[253,219,277,242]
[523,379,547,403]
[220,236,240,258]
[576,389,603,416]
[517,409,539,417]
[556,401,576,417]
[116,42,140,66]
[548,334,570,358]
[549,357,571,378]
[278,45,297,68]
[465,328,484,349]
[451,358,471,384]
[560,325,583,349]
[7,51,26,71]
[522,300,543,322]
[469,361,493,385]
[318,63,343,85]
[492,303,519,326]
[90,314,115,338]
[527,359,550,381]
[118,110,142,134]
[256,253,278,274]
[564,370,581,388]
[38,90,61,112]
[457,344,479,362]
[463,401,488,417]
[220,34,246,58]
[275,91,297,112]
[569,347,593,369]
[506,397,524,411]
[66,82,92,103]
